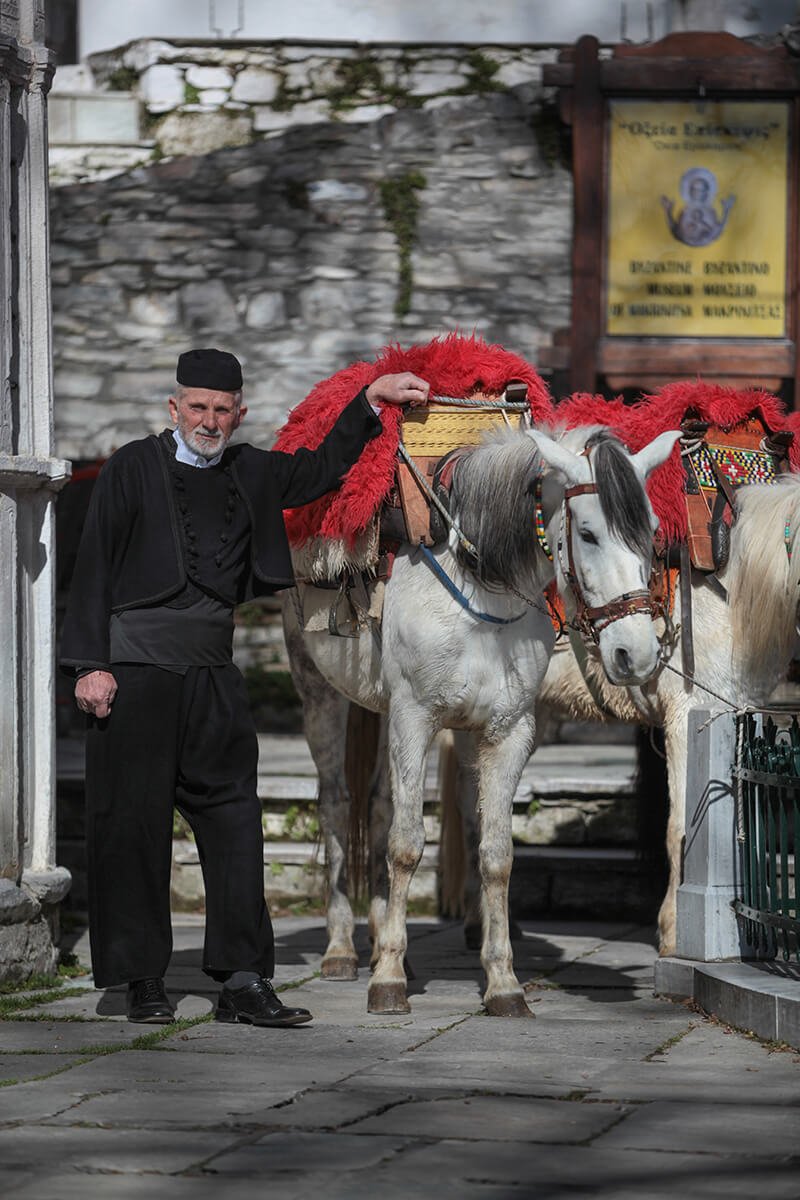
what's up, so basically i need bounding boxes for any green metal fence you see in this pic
[732,714,799,961]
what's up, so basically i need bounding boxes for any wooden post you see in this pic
[568,36,604,396]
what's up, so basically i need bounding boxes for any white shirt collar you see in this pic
[172,427,224,469]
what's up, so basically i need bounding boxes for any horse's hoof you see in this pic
[367,982,410,1014]
[484,993,534,1018]
[321,956,359,981]
[463,923,482,952]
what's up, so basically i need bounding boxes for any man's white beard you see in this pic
[182,424,230,459]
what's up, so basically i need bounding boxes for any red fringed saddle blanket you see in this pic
[274,334,552,570]
[560,379,798,570]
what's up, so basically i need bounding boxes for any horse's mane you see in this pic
[726,476,800,695]
[585,430,654,560]
[450,429,539,587]
[452,425,654,589]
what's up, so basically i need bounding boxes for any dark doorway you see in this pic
[46,0,78,65]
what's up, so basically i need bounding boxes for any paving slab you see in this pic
[7,1172,330,1200]
[0,1125,240,1175]
[0,1053,85,1085]
[597,1099,800,1156]
[2,915,798,1198]
[389,1141,800,1200]
[0,1020,149,1051]
[348,1092,630,1142]
[203,1129,412,1174]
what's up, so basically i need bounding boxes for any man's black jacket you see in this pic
[60,390,381,673]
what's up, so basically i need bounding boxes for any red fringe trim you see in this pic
[275,333,553,547]
[559,380,797,543]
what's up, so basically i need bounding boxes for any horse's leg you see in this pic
[658,703,689,957]
[283,606,359,981]
[477,718,536,1017]
[367,696,433,1014]
[367,715,391,967]
[450,731,483,951]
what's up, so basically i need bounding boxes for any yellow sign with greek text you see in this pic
[606,99,788,337]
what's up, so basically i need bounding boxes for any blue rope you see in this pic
[417,543,526,625]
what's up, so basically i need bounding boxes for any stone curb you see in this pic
[654,956,800,1050]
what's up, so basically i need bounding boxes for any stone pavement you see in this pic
[1,916,799,1199]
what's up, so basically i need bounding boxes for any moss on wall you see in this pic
[379,170,427,318]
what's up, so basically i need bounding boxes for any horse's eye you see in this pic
[579,528,598,545]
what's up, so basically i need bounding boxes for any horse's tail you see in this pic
[726,476,800,691]
[437,731,467,918]
[345,702,381,903]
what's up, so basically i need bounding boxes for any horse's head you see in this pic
[529,426,680,686]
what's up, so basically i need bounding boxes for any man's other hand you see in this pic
[366,372,430,409]
[75,670,118,719]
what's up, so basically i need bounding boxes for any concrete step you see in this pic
[170,838,439,912]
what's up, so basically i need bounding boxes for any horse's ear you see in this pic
[527,429,585,487]
[631,430,682,480]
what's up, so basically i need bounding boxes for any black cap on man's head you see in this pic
[176,348,243,393]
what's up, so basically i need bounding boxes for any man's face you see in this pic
[169,387,247,459]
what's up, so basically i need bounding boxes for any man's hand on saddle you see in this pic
[75,670,118,719]
[366,372,430,409]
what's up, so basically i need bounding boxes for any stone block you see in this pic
[245,291,286,328]
[307,180,369,204]
[194,90,229,107]
[231,68,279,104]
[121,39,182,73]
[129,292,181,326]
[225,165,268,188]
[154,110,252,157]
[185,65,232,91]
[0,915,58,982]
[180,280,238,332]
[0,880,38,925]
[152,263,207,281]
[252,103,329,133]
[21,868,71,908]
[652,956,695,998]
[140,64,185,113]
[53,371,104,399]
[109,370,174,401]
[339,104,397,124]
[406,67,467,95]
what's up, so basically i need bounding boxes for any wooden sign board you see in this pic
[541,33,800,398]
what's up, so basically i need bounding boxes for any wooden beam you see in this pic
[568,36,604,394]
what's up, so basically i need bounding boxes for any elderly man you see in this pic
[60,348,428,1026]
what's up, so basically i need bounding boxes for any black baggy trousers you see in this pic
[85,663,274,988]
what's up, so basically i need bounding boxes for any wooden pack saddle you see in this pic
[679,413,793,572]
[381,382,530,548]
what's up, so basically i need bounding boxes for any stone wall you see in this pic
[49,40,572,458]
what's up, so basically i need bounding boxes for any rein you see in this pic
[417,543,526,625]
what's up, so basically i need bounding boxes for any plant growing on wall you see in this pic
[379,170,426,318]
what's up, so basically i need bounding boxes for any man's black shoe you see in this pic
[126,977,175,1024]
[216,978,312,1027]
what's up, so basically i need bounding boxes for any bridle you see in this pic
[555,481,658,645]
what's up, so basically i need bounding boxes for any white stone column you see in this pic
[0,6,71,980]
[674,707,750,961]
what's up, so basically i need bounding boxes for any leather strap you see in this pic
[679,540,694,678]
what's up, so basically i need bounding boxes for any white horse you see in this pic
[285,473,800,981]
[284,423,679,1015]
[532,475,800,955]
